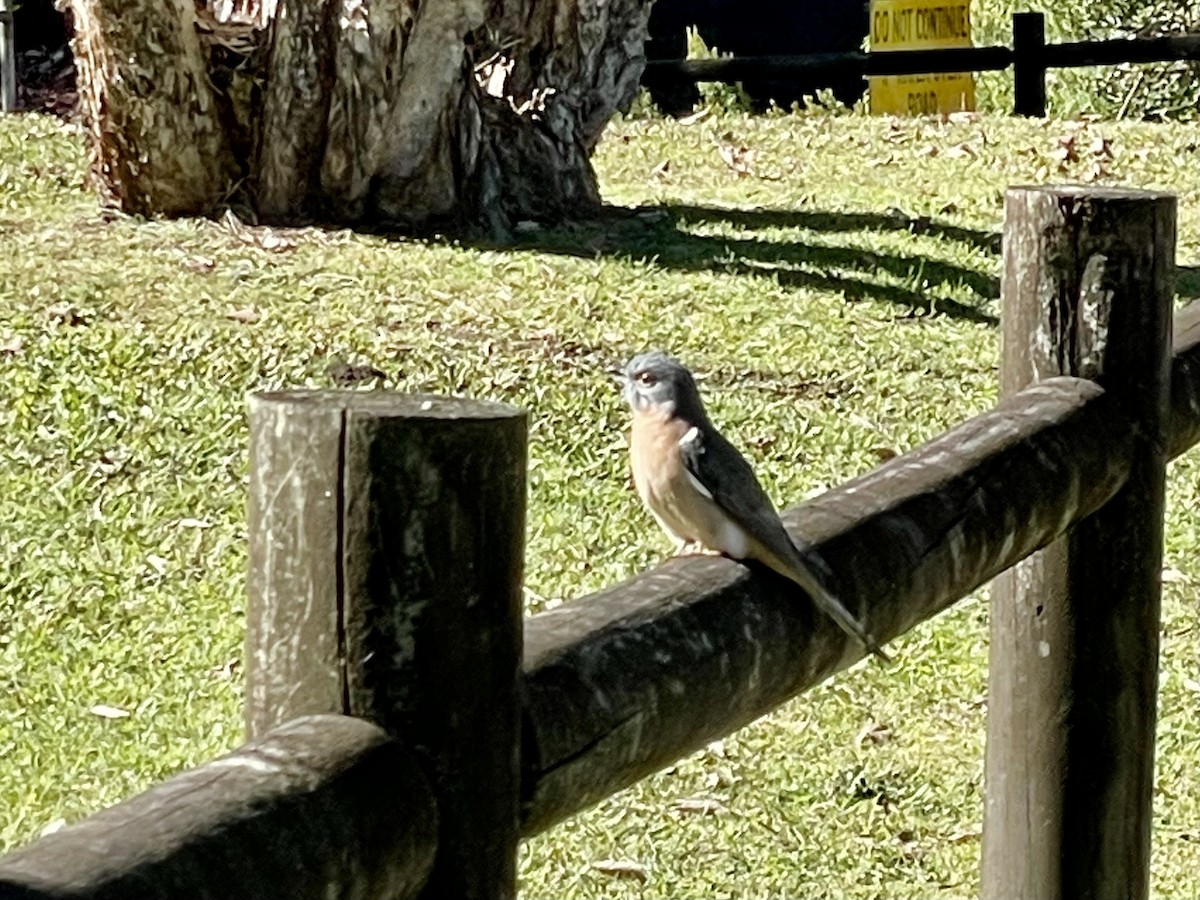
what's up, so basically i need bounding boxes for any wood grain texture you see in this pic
[68,0,238,215]
[982,186,1174,900]
[246,390,527,900]
[0,716,437,900]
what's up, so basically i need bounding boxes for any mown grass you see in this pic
[1,108,1198,898]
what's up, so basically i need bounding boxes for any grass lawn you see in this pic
[1,107,1198,897]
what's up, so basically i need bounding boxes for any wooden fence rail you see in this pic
[0,716,438,899]
[1,186,1198,898]
[644,12,1200,116]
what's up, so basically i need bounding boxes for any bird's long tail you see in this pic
[763,542,892,664]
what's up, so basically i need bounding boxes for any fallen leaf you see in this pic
[1090,136,1113,159]
[856,720,894,746]
[219,207,247,236]
[678,107,711,126]
[326,359,387,386]
[674,797,728,815]
[1051,134,1079,171]
[947,827,982,844]
[718,142,756,176]
[224,307,260,324]
[181,255,216,273]
[1162,566,1189,584]
[90,704,131,719]
[39,819,66,837]
[705,765,737,788]
[591,859,649,881]
[210,658,240,680]
[93,448,131,477]
[46,303,90,326]
[252,230,297,252]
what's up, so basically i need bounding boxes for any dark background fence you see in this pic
[644,12,1200,116]
[1,186,1198,899]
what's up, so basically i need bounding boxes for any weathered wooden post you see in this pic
[1012,12,1046,116]
[982,187,1174,900]
[245,391,528,900]
[0,0,15,113]
[0,716,438,900]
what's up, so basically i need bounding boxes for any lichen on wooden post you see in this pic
[246,390,527,900]
[981,186,1175,900]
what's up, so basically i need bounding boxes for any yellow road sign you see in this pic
[869,0,975,115]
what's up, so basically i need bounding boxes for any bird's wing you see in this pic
[677,425,796,557]
[678,425,890,662]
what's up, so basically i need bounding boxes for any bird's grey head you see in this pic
[618,351,707,420]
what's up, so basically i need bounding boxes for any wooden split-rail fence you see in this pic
[0,185,1198,900]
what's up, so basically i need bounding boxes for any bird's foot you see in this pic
[673,542,723,558]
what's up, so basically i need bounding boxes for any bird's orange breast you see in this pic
[629,407,691,503]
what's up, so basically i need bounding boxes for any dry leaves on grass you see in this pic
[718,140,756,176]
[224,306,261,324]
[89,704,131,719]
[591,859,650,882]
[673,797,729,816]
[219,209,300,252]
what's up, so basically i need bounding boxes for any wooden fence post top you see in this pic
[1003,183,1180,205]
[248,390,525,419]
[1006,184,1177,201]
[246,387,528,900]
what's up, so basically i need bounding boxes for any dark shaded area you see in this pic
[463,204,1001,324]
[1177,264,1200,299]
[10,0,75,116]
[643,0,869,115]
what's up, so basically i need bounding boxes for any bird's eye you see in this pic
[636,372,657,386]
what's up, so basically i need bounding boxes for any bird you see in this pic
[614,351,890,662]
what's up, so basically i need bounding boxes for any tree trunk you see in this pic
[67,0,651,233]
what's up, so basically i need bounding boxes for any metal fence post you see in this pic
[1012,11,1046,116]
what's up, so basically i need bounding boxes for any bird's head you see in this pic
[614,351,707,420]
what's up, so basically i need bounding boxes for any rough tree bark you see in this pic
[67,0,651,232]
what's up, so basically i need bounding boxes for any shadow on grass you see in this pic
[1178,265,1200,300]
[462,203,1001,326]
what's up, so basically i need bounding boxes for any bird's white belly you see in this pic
[640,470,750,559]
